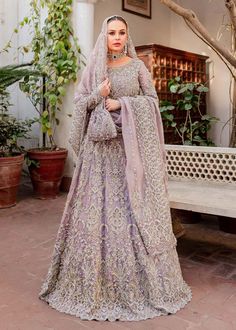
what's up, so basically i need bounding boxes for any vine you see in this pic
[19,0,81,149]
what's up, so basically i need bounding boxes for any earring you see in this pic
[124,43,128,55]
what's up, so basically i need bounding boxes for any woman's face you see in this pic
[107,20,127,54]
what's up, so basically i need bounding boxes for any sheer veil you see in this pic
[78,16,138,91]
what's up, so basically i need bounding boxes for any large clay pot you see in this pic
[0,154,24,208]
[28,148,68,199]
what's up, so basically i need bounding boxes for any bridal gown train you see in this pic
[39,58,192,321]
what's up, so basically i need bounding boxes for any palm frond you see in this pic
[0,63,41,88]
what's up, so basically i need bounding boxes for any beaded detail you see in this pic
[39,58,192,321]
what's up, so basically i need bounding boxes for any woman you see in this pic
[39,15,192,321]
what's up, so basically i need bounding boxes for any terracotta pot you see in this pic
[27,148,68,199]
[0,154,24,208]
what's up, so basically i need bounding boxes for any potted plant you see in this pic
[160,76,219,146]
[0,64,37,208]
[18,0,81,199]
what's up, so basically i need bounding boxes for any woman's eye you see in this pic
[108,31,126,36]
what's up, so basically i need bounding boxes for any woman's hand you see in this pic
[105,98,121,112]
[98,78,111,97]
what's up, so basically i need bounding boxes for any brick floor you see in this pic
[0,180,236,330]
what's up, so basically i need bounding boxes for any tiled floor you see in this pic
[0,180,236,330]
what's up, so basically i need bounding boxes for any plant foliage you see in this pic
[160,77,219,146]
[19,0,81,149]
[0,86,34,157]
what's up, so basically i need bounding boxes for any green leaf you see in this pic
[186,83,195,91]
[58,86,66,96]
[201,114,219,122]
[184,104,192,110]
[184,94,193,101]
[42,110,49,118]
[48,94,57,105]
[184,140,192,145]
[178,86,188,94]
[42,126,47,133]
[47,128,53,136]
[193,135,203,141]
[166,114,174,121]
[180,126,187,133]
[197,85,209,93]
[170,85,179,93]
[160,106,167,112]
[57,76,64,84]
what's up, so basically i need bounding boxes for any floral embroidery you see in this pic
[39,58,192,321]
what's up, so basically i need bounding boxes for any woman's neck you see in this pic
[107,56,132,68]
[107,51,125,61]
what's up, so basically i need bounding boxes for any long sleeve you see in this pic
[74,86,103,111]
[138,61,158,100]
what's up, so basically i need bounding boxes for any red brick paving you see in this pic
[0,179,236,330]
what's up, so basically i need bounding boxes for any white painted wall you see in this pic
[169,0,233,146]
[94,0,172,45]
[0,0,39,138]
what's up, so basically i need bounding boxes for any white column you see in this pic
[55,0,98,177]
[74,0,98,60]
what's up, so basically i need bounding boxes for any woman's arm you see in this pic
[74,87,103,111]
[74,78,112,111]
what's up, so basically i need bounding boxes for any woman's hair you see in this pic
[107,15,127,28]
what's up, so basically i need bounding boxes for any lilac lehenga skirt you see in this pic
[39,133,192,321]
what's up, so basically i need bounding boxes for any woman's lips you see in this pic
[113,43,121,46]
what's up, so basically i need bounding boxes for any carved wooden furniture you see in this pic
[136,44,209,144]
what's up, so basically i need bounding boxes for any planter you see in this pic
[0,154,24,208]
[27,148,68,199]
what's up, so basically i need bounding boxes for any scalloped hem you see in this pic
[39,286,192,322]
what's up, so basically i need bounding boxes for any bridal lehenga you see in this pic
[39,16,192,321]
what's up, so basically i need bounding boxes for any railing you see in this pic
[165,144,236,185]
